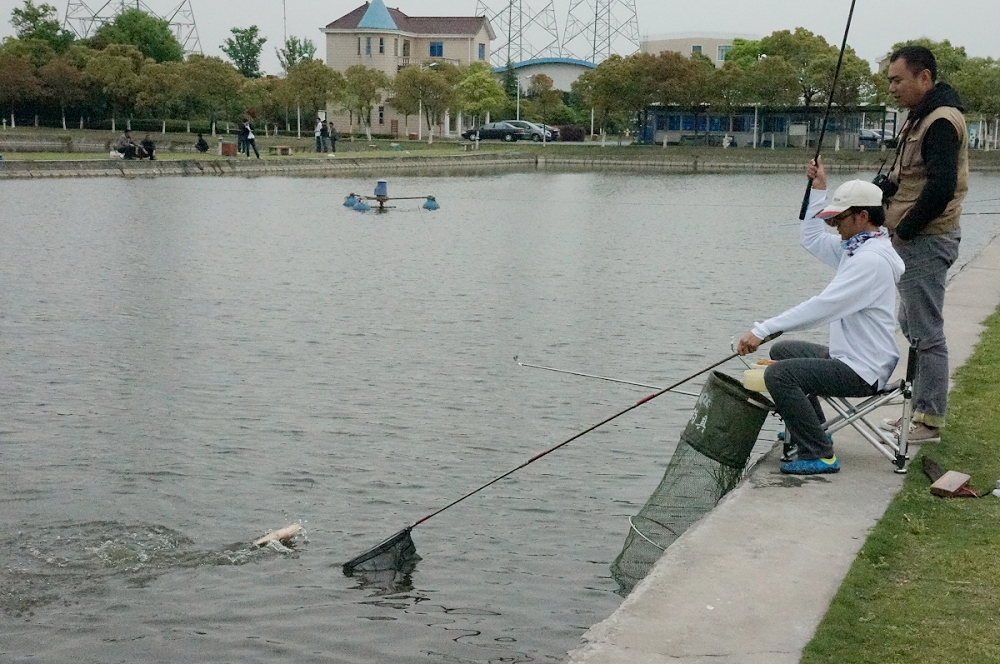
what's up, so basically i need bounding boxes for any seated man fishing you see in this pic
[736,158,905,475]
[116,130,140,159]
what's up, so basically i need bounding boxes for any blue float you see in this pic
[344,194,359,207]
[422,196,440,210]
[353,199,371,212]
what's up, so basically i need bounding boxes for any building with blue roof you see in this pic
[322,2,495,139]
[494,57,597,93]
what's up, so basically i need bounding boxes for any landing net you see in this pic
[343,528,420,575]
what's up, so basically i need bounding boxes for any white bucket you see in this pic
[743,368,768,393]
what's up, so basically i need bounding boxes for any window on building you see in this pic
[718,45,731,61]
[430,42,443,57]
[402,40,410,57]
[394,38,398,56]
[379,38,384,54]
[357,37,361,55]
[365,37,372,55]
[378,106,385,125]
[691,44,702,55]
[478,43,485,60]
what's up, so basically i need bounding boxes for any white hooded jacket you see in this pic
[751,189,906,389]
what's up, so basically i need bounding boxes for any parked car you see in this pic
[461,122,525,142]
[876,129,897,147]
[505,120,554,142]
[859,129,882,148]
[859,128,896,148]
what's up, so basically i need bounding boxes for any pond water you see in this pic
[2,171,998,662]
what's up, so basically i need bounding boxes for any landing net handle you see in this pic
[343,333,782,573]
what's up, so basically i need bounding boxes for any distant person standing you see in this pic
[315,118,324,152]
[243,121,260,159]
[328,122,337,153]
[879,44,969,443]
[320,121,331,152]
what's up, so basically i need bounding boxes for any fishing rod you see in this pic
[342,333,781,573]
[513,356,700,397]
[798,0,860,220]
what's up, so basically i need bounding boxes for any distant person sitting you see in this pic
[195,133,210,153]
[116,130,138,159]
[140,134,156,160]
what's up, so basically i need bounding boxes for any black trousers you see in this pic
[764,340,877,460]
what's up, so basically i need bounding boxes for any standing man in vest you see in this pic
[880,45,969,443]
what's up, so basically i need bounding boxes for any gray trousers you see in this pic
[764,340,877,460]
[892,229,960,427]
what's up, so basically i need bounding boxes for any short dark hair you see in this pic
[890,45,937,82]
[857,205,886,227]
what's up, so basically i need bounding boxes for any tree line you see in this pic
[571,30,1000,132]
[0,0,573,136]
[2,1,996,136]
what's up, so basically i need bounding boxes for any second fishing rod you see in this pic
[798,0,860,220]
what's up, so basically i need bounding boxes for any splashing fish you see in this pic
[253,523,303,548]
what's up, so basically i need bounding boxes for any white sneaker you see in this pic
[880,416,903,432]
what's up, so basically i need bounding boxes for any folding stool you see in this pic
[781,345,918,474]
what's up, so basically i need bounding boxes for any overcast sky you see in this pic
[2,0,997,76]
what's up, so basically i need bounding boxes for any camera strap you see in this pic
[875,120,910,180]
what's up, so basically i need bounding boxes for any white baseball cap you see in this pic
[817,180,884,219]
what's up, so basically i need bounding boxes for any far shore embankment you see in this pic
[3,129,1000,179]
[3,148,1000,180]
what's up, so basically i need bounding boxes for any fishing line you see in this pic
[798,0,860,220]
[513,356,700,396]
[342,333,781,573]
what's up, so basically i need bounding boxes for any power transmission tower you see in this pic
[475,0,560,67]
[163,0,201,56]
[62,0,203,56]
[560,0,639,63]
[63,0,116,38]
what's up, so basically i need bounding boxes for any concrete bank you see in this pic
[0,152,530,179]
[0,152,890,180]
[566,235,1000,664]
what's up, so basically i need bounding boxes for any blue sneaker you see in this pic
[781,456,840,475]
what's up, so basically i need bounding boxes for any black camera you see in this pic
[872,173,898,199]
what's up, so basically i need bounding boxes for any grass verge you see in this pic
[802,306,1000,664]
